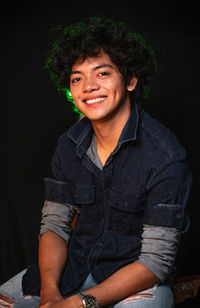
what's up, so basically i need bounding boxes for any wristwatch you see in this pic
[78,292,99,308]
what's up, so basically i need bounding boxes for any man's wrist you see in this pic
[64,295,84,308]
[78,292,99,308]
[40,284,59,296]
[40,283,63,304]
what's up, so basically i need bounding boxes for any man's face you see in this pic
[69,51,137,123]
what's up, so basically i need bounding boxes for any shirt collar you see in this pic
[67,102,139,159]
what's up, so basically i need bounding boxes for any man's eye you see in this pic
[72,77,81,83]
[99,71,109,77]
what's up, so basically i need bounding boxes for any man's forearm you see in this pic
[39,261,160,308]
[38,232,159,308]
[38,231,68,295]
[83,262,160,307]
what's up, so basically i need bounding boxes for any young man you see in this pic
[0,17,192,308]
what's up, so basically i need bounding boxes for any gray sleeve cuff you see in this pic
[136,225,180,283]
[39,200,78,245]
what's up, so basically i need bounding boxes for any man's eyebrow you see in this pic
[93,64,114,70]
[70,64,114,75]
[71,70,82,75]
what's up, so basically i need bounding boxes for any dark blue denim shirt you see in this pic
[22,103,192,296]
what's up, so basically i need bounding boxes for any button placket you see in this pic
[103,164,113,230]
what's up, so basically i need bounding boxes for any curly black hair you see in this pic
[45,17,157,112]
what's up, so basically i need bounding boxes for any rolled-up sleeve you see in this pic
[39,176,80,245]
[145,159,192,231]
[136,159,192,282]
[40,200,77,245]
[38,136,81,245]
[136,225,180,283]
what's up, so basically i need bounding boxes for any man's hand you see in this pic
[38,284,64,308]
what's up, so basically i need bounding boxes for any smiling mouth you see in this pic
[84,97,106,104]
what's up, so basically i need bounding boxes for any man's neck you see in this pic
[91,106,131,166]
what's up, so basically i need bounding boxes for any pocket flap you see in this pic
[109,188,146,213]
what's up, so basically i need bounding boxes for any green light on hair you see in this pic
[65,88,74,102]
[58,87,84,115]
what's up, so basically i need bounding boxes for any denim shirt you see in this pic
[22,103,192,296]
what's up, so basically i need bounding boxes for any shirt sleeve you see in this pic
[40,200,77,245]
[39,140,80,245]
[136,225,180,283]
[136,159,192,283]
[144,160,192,232]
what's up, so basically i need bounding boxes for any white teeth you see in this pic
[85,97,106,104]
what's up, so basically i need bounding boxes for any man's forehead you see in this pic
[71,51,115,70]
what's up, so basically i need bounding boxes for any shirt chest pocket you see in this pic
[108,188,146,236]
[74,185,95,205]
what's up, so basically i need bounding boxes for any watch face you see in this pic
[78,293,99,308]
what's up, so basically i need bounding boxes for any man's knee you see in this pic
[113,285,175,308]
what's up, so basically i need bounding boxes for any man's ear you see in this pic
[126,76,138,92]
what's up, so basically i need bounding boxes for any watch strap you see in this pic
[78,292,99,308]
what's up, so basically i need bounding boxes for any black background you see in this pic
[1,1,200,304]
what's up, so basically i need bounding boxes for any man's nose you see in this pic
[82,77,100,92]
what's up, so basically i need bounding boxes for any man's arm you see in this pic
[47,261,159,308]
[85,261,159,306]
[38,231,68,306]
[38,199,78,307]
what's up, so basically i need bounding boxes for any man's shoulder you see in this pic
[139,108,186,160]
[58,116,90,145]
